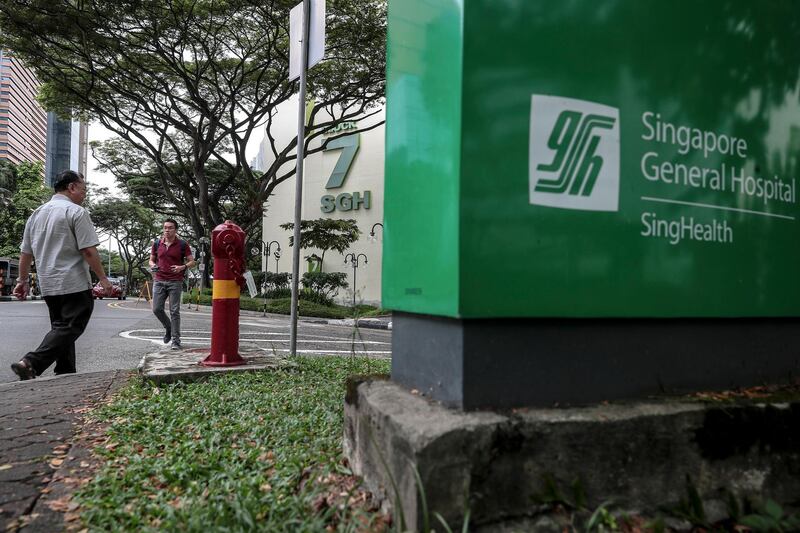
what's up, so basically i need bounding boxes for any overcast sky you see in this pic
[85,122,120,195]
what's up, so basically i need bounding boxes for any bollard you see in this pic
[202,220,246,366]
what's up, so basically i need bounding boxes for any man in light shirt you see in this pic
[10,170,112,380]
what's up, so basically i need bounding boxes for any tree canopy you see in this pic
[280,218,360,266]
[0,162,49,257]
[88,194,161,284]
[0,159,17,209]
[0,0,386,239]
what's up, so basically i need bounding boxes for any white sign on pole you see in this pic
[243,271,258,299]
[289,0,325,81]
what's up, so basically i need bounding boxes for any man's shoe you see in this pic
[11,360,36,381]
[163,328,172,344]
[170,342,181,350]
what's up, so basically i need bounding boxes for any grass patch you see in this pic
[183,291,381,319]
[76,356,390,532]
[357,307,390,318]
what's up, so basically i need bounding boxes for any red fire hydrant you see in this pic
[202,220,246,366]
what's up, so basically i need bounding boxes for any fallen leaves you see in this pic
[307,468,387,530]
[46,496,75,512]
[689,382,800,402]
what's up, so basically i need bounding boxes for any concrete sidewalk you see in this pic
[0,371,131,532]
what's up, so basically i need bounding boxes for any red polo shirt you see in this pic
[152,239,188,281]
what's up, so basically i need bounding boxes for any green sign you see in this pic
[382,0,800,318]
[319,133,372,212]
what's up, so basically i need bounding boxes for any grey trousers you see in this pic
[153,280,183,343]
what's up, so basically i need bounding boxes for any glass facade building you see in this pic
[0,50,47,167]
[45,113,88,187]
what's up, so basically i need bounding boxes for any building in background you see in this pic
[45,113,88,187]
[0,50,46,167]
[256,102,385,305]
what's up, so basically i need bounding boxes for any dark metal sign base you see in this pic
[391,312,800,410]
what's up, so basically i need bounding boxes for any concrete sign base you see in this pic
[344,376,800,531]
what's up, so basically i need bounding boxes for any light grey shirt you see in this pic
[20,194,100,296]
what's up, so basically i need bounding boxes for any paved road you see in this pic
[0,298,149,384]
[1,298,392,384]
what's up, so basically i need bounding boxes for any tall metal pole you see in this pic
[352,260,357,309]
[290,0,311,356]
[268,241,277,316]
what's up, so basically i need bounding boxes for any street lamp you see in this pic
[369,222,384,243]
[273,249,281,273]
[344,252,368,309]
[250,240,282,273]
[250,240,281,316]
[198,236,210,305]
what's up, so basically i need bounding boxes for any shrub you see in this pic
[301,271,348,304]
[264,287,292,299]
[264,271,291,291]
[251,272,293,298]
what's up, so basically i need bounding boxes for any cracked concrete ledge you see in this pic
[138,345,295,385]
[344,377,800,532]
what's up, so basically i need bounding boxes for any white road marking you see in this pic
[260,348,391,355]
[119,329,391,355]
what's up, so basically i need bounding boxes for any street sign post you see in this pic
[288,0,325,356]
[289,0,325,81]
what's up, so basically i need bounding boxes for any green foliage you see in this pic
[75,357,390,531]
[93,145,262,238]
[672,475,708,527]
[586,504,619,532]
[252,271,292,298]
[0,0,386,240]
[668,479,800,532]
[264,272,291,292]
[182,292,374,319]
[0,159,16,208]
[533,473,580,508]
[266,287,293,300]
[301,272,349,304]
[0,162,49,257]
[280,219,361,265]
[741,500,800,532]
[89,195,160,281]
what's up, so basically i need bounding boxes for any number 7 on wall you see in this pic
[323,134,360,189]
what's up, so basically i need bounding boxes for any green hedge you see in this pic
[182,291,374,319]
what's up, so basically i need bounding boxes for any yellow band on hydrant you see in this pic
[212,279,240,300]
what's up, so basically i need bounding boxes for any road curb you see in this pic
[324,318,392,330]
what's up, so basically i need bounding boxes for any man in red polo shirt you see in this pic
[148,219,195,349]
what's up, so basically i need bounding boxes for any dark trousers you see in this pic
[24,290,94,376]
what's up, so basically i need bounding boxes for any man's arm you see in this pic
[12,253,33,300]
[80,246,113,295]
[148,251,157,270]
[170,249,196,274]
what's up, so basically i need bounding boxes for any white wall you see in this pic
[258,105,385,305]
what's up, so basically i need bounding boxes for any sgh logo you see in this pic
[529,95,620,212]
